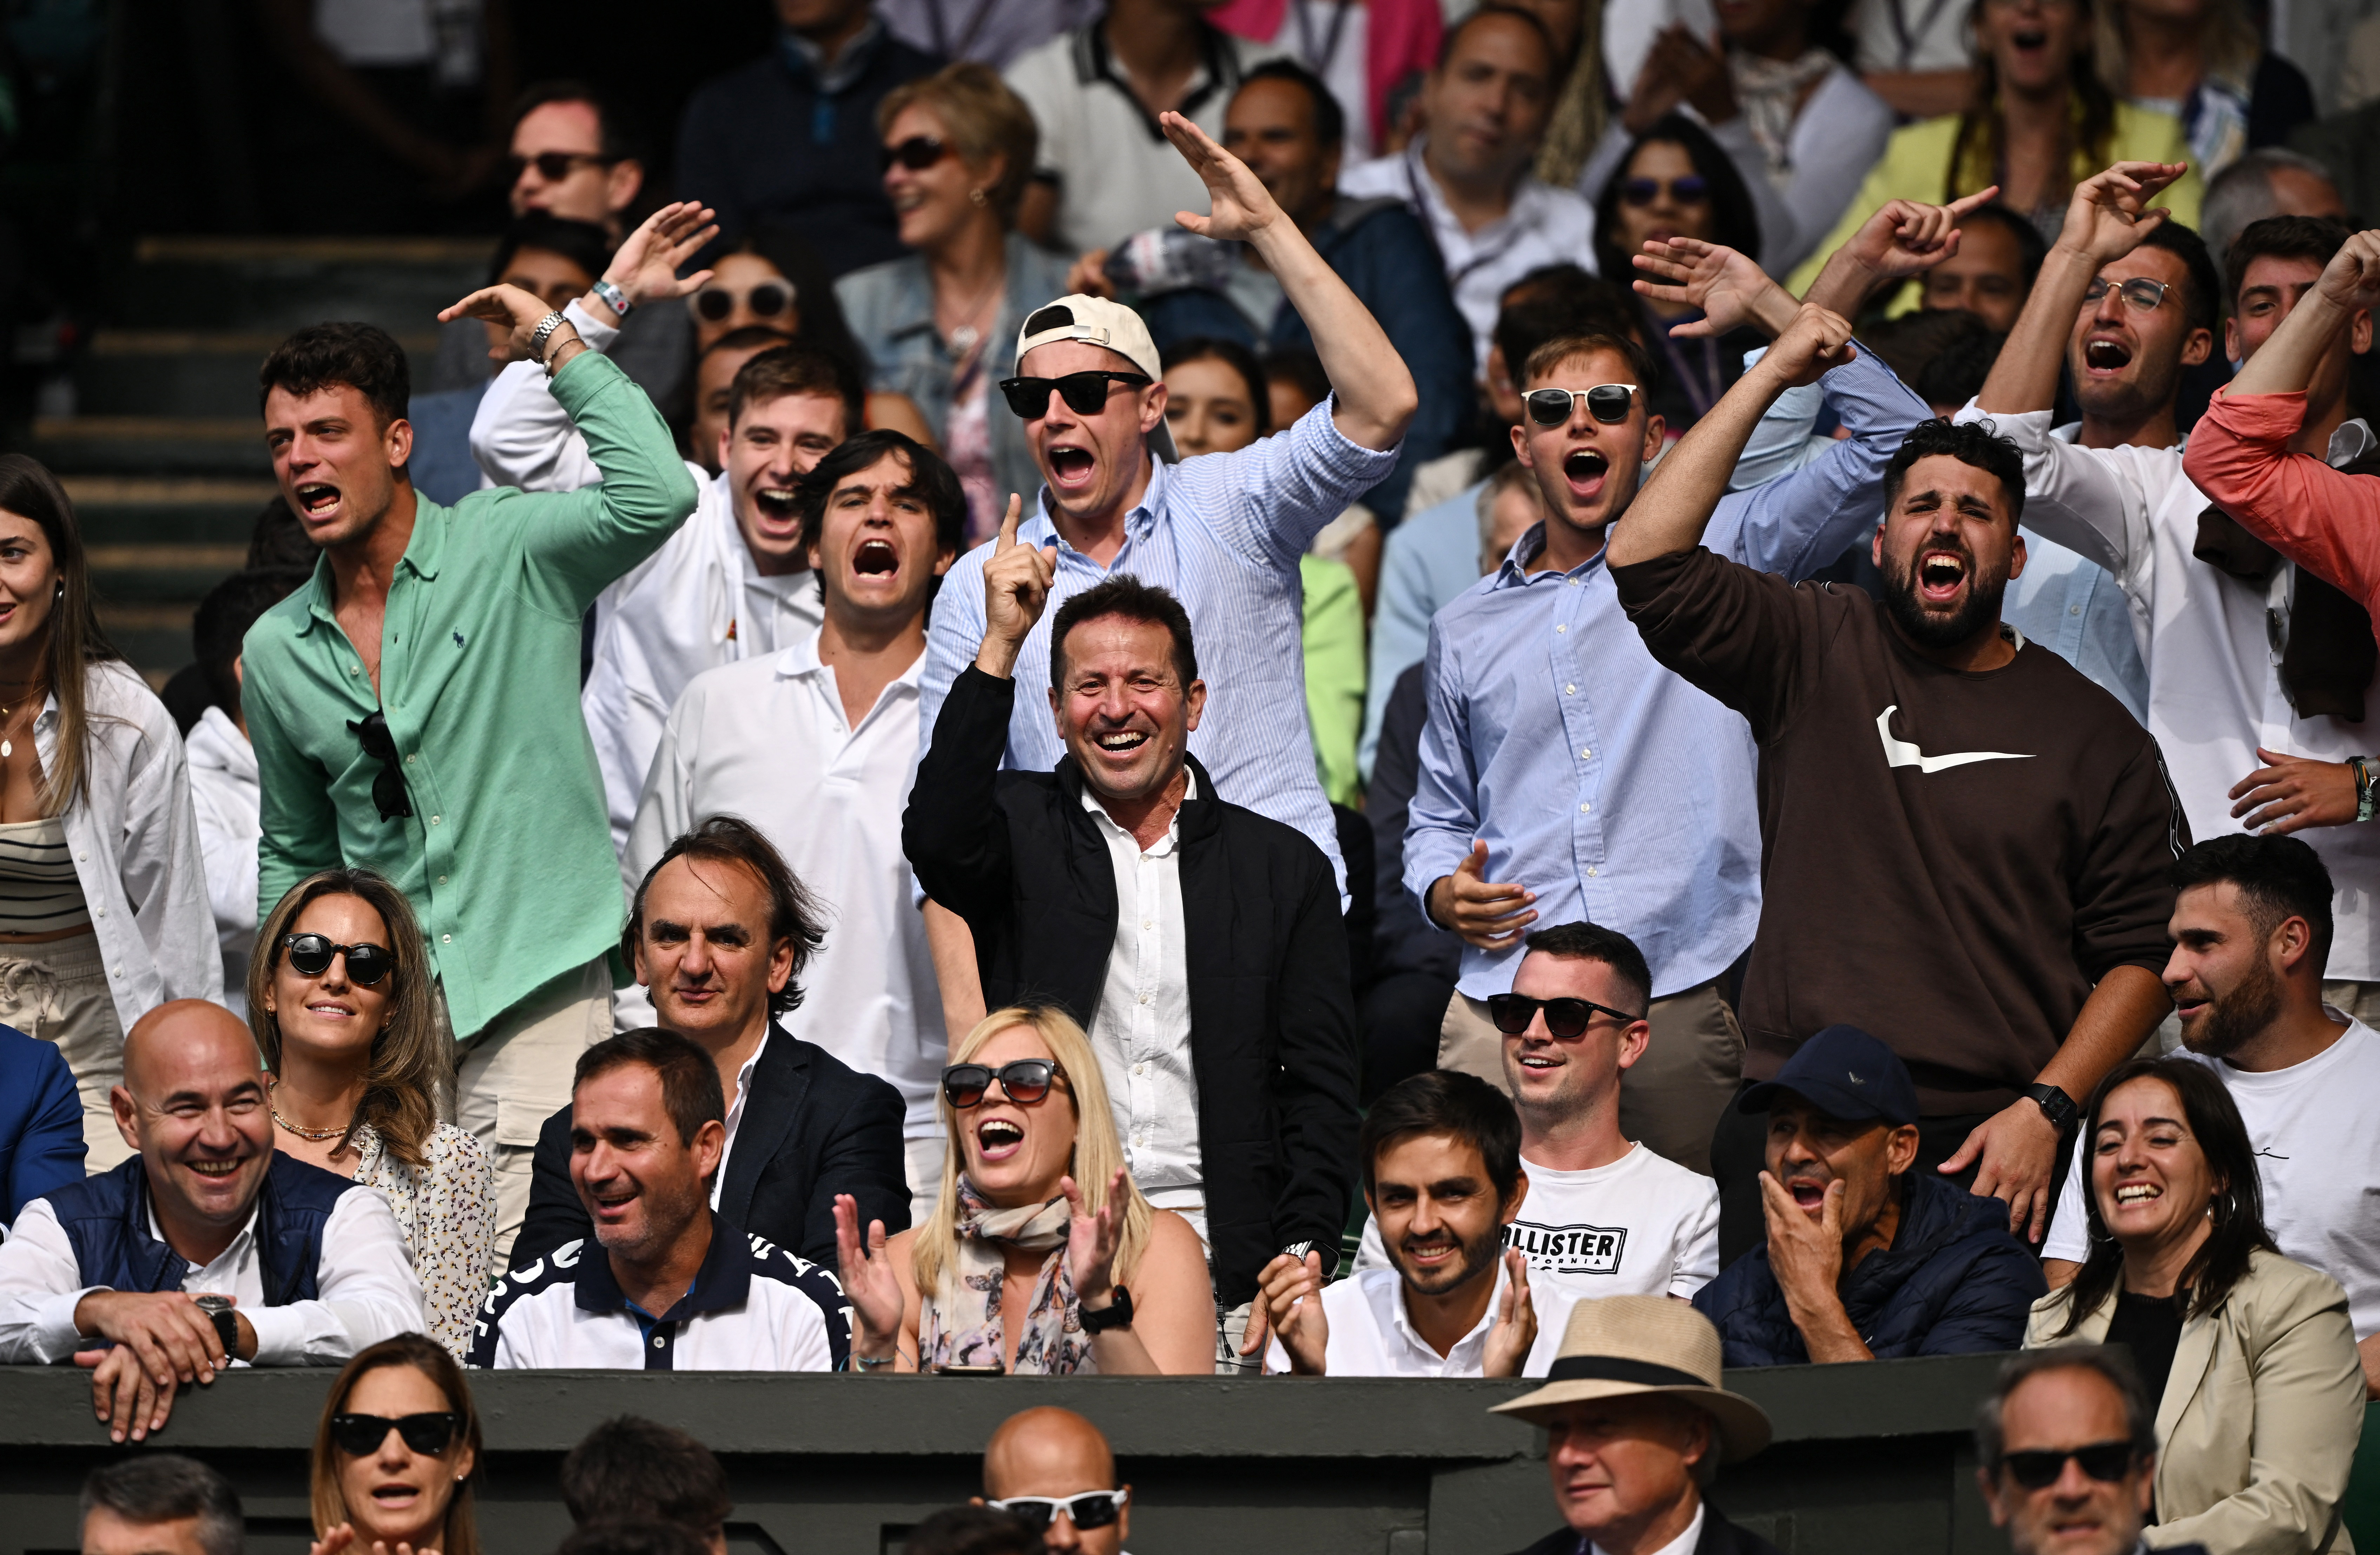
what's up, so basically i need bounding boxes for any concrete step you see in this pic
[117,236,490,334]
[66,477,281,685]
[29,415,270,475]
[74,329,440,419]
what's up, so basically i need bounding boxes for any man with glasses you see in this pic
[1688,1026,2045,1365]
[976,1407,1132,1555]
[0,1002,423,1441]
[1969,172,2380,1029]
[1973,1349,2192,1555]
[917,107,1417,910]
[1348,924,1720,1331]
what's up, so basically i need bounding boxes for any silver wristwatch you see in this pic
[191,1292,238,1359]
[527,310,569,371]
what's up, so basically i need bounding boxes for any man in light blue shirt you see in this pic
[1408,207,1966,1172]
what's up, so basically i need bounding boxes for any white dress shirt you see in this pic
[469,300,824,855]
[1265,1258,1569,1376]
[1957,401,2380,981]
[626,631,944,1141]
[1082,773,1202,1229]
[183,705,260,1017]
[0,1186,426,1365]
[1597,1502,1705,1555]
[1339,141,1599,374]
[712,1030,770,1212]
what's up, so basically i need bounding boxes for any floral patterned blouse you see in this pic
[350,1121,495,1359]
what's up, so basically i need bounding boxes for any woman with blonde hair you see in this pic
[255,868,494,1360]
[0,454,218,1168]
[835,1005,1215,1374]
[2094,0,2313,177]
[308,1334,482,1555]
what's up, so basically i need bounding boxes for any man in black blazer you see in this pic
[509,817,910,1272]
[903,537,1360,1370]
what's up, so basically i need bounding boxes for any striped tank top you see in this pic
[0,816,90,934]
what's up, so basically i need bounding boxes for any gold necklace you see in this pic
[267,1080,348,1140]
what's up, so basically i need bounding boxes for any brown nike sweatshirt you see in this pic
[1613,545,2188,1117]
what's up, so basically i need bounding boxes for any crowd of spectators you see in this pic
[17,0,2380,1550]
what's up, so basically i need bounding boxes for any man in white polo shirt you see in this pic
[1349,922,1723,1329]
[2043,834,2380,1395]
[471,1028,848,1370]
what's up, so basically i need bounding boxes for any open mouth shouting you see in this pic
[1784,1175,1829,1214]
[1046,444,1097,493]
[2083,337,2134,376]
[852,537,899,578]
[2009,25,2050,56]
[1916,545,1970,607]
[975,1116,1026,1163]
[750,484,801,536]
[1562,448,1611,504]
[294,482,343,524]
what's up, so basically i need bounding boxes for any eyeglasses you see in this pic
[942,1059,1066,1109]
[329,1412,463,1458]
[348,710,412,823]
[281,933,393,988]
[2083,276,2170,312]
[688,279,796,324]
[1997,1441,2138,1490]
[505,151,620,184]
[987,1491,1129,1531]
[999,371,1152,418]
[1524,384,1639,426]
[881,134,953,172]
[1485,993,1646,1039]
[1620,176,1709,207]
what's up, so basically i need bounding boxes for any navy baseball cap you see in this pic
[1738,1025,1919,1128]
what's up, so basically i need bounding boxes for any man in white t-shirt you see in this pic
[1351,922,1722,1332]
[2044,833,2380,1396]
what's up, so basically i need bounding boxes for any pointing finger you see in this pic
[996,496,1022,551]
[1945,186,2000,218]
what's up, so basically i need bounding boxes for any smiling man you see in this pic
[0,1002,423,1440]
[626,432,964,1198]
[1607,302,2187,1259]
[1690,1026,2046,1365]
[905,568,1359,1372]
[473,1027,849,1371]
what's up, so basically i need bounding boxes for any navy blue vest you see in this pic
[46,1154,360,1303]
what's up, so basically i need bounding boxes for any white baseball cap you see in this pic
[1013,294,1177,462]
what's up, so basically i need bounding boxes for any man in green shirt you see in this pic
[243,209,707,1259]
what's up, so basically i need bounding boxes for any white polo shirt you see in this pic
[470,1223,847,1371]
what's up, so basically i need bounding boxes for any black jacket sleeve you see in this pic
[509,1102,592,1271]
[1268,845,1363,1276]
[796,1068,914,1269]
[903,665,1022,926]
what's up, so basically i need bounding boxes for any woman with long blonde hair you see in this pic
[308,1334,482,1555]
[255,868,494,1360]
[835,1005,1214,1374]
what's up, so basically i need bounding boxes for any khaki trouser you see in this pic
[440,958,612,1268]
[0,933,130,1170]
[2326,980,2380,1026]
[1438,978,1744,1175]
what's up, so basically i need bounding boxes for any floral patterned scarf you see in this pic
[919,1180,1094,1375]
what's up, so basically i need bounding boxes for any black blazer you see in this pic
[902,666,1361,1308]
[508,1021,912,1273]
[1509,1503,1782,1555]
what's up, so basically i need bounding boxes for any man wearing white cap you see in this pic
[916,106,1419,948]
[1494,1296,1781,1555]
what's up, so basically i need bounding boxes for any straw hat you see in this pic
[1491,1296,1772,1463]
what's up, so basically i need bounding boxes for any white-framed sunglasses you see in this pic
[1524,384,1639,426]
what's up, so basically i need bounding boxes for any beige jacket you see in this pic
[2027,1249,2365,1555]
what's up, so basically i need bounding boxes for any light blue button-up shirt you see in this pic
[918,399,1399,889]
[1406,344,1931,1000]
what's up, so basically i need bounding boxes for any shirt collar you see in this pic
[1590,1500,1704,1555]
[1032,456,1166,550]
[1386,1256,1505,1362]
[575,1212,752,1319]
[773,624,929,693]
[779,14,885,94]
[1079,768,1198,848]
[147,1197,260,1275]
[1492,521,1603,586]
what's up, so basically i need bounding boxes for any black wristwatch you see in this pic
[191,1293,239,1361]
[2026,1082,2079,1138]
[1080,1285,1134,1334]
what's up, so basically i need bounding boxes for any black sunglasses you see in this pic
[942,1059,1066,1109]
[281,933,393,988]
[329,1412,463,1457]
[689,279,794,324]
[1620,175,1710,206]
[1525,385,1638,426]
[987,1491,1128,1531]
[1998,1441,2138,1490]
[880,134,953,172]
[348,710,412,823]
[505,151,620,184]
[1485,993,1646,1040]
[999,371,1151,419]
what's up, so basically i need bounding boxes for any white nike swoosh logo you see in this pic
[1875,706,2034,773]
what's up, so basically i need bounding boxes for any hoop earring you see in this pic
[969,186,988,207]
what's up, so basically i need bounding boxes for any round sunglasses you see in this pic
[1524,384,1638,427]
[280,933,393,987]
[687,279,795,324]
[942,1059,1066,1109]
[329,1411,462,1458]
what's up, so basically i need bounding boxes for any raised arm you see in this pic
[1159,112,1417,452]
[2226,227,2380,399]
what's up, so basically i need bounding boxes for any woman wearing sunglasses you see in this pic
[835,1006,1214,1374]
[254,869,493,1361]
[835,64,1074,548]
[1593,116,1768,436]
[2026,1058,2361,1553]
[309,1334,483,1555]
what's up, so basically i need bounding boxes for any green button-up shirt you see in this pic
[245,350,700,1040]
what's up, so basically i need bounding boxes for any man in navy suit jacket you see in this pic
[509,817,910,1272]
[0,1023,84,1223]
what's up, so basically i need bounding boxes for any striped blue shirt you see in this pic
[918,400,1399,892]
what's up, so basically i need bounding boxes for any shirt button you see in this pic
[441,933,453,944]
[1568,577,1581,587]
[1564,684,1576,695]
[652,1335,665,1349]
[94,907,104,917]
[406,753,417,763]
[1580,802,1591,813]
[1587,867,1598,878]
[1579,748,1591,760]
[1555,624,1567,633]
[2069,604,2083,616]
[349,665,360,675]
[1139,994,1151,1005]
[437,875,447,885]
[1134,1063,1146,1076]
[430,815,442,825]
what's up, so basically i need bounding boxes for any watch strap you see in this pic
[2025,1082,2078,1135]
[527,310,568,369]
[209,1306,239,1360]
[1079,1284,1134,1334]
[590,279,632,319]
[2354,756,2377,823]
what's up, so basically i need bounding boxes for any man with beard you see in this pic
[2043,834,2380,1397]
[1261,1070,1543,1376]
[1608,306,2187,1260]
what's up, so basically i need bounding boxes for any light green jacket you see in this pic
[1301,555,1366,809]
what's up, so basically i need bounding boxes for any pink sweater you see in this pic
[2182,389,2380,648]
[1207,0,1443,146]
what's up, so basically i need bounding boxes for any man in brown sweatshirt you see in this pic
[1606,304,2185,1261]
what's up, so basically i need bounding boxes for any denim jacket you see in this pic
[835,232,1076,513]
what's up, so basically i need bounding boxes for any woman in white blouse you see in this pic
[252,868,494,1358]
[0,455,219,1169]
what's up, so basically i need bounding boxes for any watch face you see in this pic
[190,1293,233,1314]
